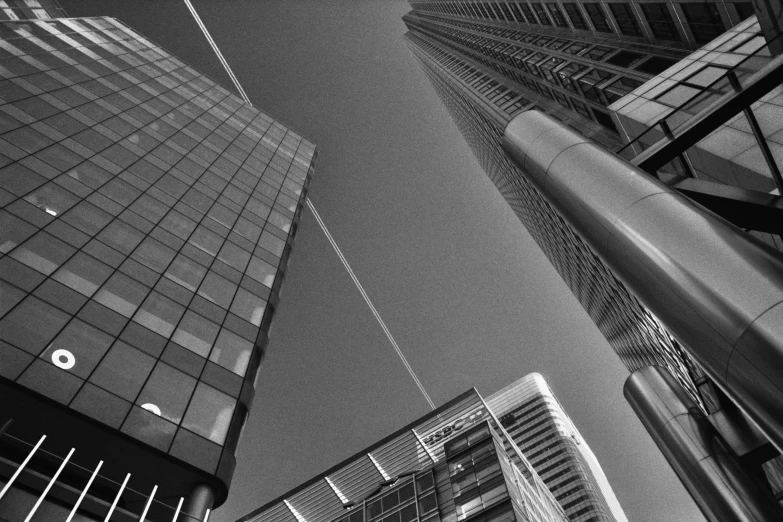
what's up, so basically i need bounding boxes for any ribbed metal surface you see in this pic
[327,456,385,504]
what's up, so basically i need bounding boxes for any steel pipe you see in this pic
[625,366,779,521]
[502,111,783,455]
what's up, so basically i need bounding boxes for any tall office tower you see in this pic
[403,0,708,413]
[403,0,754,149]
[487,375,627,522]
[403,1,783,518]
[0,0,66,21]
[0,13,315,522]
[236,376,623,522]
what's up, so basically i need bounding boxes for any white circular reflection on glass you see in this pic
[141,403,162,416]
[51,349,75,370]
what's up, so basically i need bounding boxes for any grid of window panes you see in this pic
[331,472,439,522]
[403,11,680,143]
[405,34,706,411]
[0,0,66,21]
[0,16,315,482]
[445,425,508,521]
[407,0,753,49]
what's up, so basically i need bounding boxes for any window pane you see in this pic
[94,272,150,317]
[52,252,113,297]
[217,241,251,272]
[189,226,223,256]
[9,232,75,275]
[132,236,176,273]
[0,280,26,317]
[133,291,185,338]
[181,382,235,444]
[209,328,253,376]
[89,341,156,401]
[197,271,237,309]
[135,362,196,423]
[229,288,266,326]
[97,219,145,255]
[0,296,70,354]
[165,254,207,291]
[247,256,276,287]
[40,319,113,378]
[171,311,220,357]
[62,201,113,235]
[0,211,37,254]
[24,183,79,217]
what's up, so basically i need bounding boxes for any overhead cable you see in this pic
[307,199,436,410]
[183,0,436,411]
[182,0,252,105]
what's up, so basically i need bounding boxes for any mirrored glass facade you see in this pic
[236,387,574,522]
[488,374,627,522]
[0,14,316,494]
[403,0,710,410]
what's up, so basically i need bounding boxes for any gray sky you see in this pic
[60,2,705,521]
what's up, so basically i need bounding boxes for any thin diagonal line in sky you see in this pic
[306,199,436,410]
[183,0,436,411]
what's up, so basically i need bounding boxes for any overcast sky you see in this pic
[59,2,705,521]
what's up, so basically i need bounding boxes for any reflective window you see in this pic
[0,211,37,254]
[584,3,613,32]
[562,3,588,29]
[24,183,80,217]
[197,271,237,309]
[94,272,150,317]
[181,382,235,444]
[97,219,145,255]
[641,4,680,40]
[133,236,177,273]
[165,254,207,292]
[209,328,253,376]
[135,362,196,423]
[52,252,114,297]
[218,241,251,272]
[0,280,25,317]
[10,231,75,276]
[189,226,224,256]
[609,3,642,36]
[89,341,156,401]
[62,201,113,235]
[40,319,113,378]
[133,291,185,338]
[0,297,70,354]
[680,3,725,43]
[172,310,220,357]
[230,288,266,327]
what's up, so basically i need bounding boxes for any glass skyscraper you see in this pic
[487,375,627,522]
[402,1,783,514]
[401,0,766,427]
[235,374,623,522]
[0,10,315,521]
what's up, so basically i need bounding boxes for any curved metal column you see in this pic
[178,484,215,522]
[502,111,783,454]
[624,366,779,522]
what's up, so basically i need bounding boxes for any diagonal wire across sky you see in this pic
[183,0,436,410]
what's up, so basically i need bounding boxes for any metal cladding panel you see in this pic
[247,503,299,522]
[288,481,343,522]
[504,110,783,456]
[624,367,781,522]
[327,455,385,504]
[369,431,430,478]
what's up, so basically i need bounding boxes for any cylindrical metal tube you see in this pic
[502,111,783,455]
[624,366,780,521]
[178,484,215,522]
